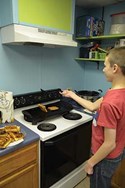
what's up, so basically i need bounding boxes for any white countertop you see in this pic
[14,105,93,141]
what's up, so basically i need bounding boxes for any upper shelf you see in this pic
[76,34,125,40]
[75,58,104,61]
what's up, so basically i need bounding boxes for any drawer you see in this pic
[0,141,38,179]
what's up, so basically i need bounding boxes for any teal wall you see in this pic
[0,39,84,94]
[0,2,125,95]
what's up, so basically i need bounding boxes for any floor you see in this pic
[74,176,90,188]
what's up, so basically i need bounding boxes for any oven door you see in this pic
[41,121,92,188]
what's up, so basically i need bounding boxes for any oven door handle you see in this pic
[44,131,76,146]
[44,141,55,146]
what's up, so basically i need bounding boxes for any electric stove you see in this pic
[14,88,93,188]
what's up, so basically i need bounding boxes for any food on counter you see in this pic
[0,132,9,137]
[5,125,20,133]
[0,127,6,134]
[47,106,59,111]
[0,125,25,148]
[38,103,48,112]
[0,135,12,148]
[9,132,24,141]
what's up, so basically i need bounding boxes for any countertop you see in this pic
[0,119,40,157]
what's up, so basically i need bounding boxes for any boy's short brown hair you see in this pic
[106,47,125,75]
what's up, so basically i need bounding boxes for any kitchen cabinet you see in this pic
[0,141,39,188]
[0,0,75,34]
[75,34,125,62]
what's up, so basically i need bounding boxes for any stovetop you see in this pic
[14,105,92,141]
[14,89,93,141]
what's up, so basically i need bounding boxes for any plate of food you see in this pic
[0,125,25,149]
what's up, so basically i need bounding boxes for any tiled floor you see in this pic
[74,176,90,188]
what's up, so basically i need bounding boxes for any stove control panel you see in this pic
[14,88,62,109]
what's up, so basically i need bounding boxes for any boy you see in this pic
[60,47,125,188]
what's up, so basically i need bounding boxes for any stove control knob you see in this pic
[20,97,26,105]
[37,95,42,101]
[48,93,52,98]
[14,97,20,106]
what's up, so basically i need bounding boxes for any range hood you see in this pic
[0,24,77,47]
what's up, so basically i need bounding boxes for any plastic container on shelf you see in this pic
[111,12,125,24]
[115,39,125,47]
[110,12,125,34]
[89,51,99,59]
[98,53,106,59]
[110,24,125,34]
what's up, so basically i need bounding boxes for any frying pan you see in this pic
[22,101,73,125]
[76,89,102,102]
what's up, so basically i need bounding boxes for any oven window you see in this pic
[41,121,92,188]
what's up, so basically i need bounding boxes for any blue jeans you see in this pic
[90,152,124,188]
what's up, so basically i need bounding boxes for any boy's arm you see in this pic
[60,90,103,112]
[85,127,116,174]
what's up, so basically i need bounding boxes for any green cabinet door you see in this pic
[0,0,75,34]
[18,0,74,33]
